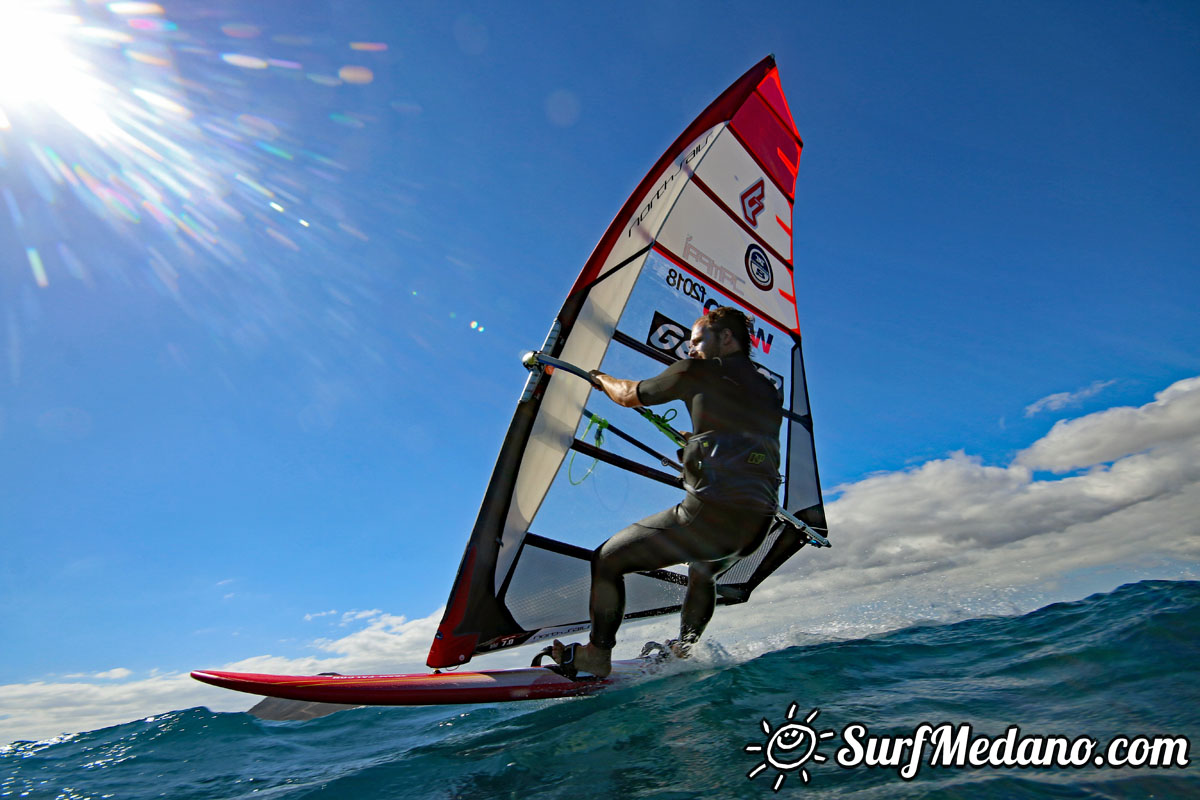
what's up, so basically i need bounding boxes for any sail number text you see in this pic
[666,268,706,304]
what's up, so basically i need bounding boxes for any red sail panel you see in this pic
[755,67,802,140]
[729,93,802,202]
[565,56,783,302]
[425,548,478,669]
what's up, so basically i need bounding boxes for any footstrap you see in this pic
[531,643,580,680]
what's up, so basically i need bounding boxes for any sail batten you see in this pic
[427,56,825,669]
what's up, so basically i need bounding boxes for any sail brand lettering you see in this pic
[740,178,766,226]
[683,235,747,297]
[752,330,774,355]
[627,130,716,236]
[702,297,774,354]
[646,311,691,361]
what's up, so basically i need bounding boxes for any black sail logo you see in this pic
[646,310,691,360]
[745,244,773,291]
[646,309,785,394]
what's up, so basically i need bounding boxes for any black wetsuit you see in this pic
[589,352,782,649]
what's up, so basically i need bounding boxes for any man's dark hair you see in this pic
[695,306,754,355]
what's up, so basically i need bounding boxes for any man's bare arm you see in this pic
[590,371,641,408]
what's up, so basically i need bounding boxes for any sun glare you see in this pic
[0,0,387,336]
[0,2,116,135]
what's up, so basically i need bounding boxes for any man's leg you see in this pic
[554,502,715,677]
[586,497,767,671]
[678,556,738,646]
[553,499,768,676]
[590,513,693,650]
[560,515,681,676]
[678,508,773,649]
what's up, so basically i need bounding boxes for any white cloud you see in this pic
[732,375,1200,646]
[0,675,243,746]
[62,668,132,680]
[1018,376,1200,472]
[315,613,443,672]
[0,610,448,746]
[303,609,338,622]
[1024,379,1116,417]
[4,375,1198,745]
[93,668,132,680]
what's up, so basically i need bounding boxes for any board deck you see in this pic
[191,658,657,706]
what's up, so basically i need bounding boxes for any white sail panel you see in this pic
[691,129,795,262]
[591,126,722,284]
[495,254,650,585]
[654,182,800,333]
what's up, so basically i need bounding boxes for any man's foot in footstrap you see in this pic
[531,639,613,679]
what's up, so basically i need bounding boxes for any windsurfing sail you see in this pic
[427,55,826,668]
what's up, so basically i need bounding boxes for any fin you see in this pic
[247,697,359,721]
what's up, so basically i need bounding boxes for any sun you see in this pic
[0,1,120,135]
[745,704,837,791]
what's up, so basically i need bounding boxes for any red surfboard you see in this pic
[191,658,657,706]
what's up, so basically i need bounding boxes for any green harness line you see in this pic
[570,408,681,485]
[568,414,610,485]
[522,349,830,548]
[632,406,687,448]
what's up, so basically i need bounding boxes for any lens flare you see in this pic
[0,6,113,135]
[0,1,450,380]
[338,65,374,85]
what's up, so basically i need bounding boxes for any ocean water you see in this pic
[4,579,1198,799]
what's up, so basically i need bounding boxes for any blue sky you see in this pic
[1,1,1198,740]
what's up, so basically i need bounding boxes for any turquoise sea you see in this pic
[4,579,1197,799]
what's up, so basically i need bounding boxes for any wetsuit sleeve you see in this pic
[636,359,699,405]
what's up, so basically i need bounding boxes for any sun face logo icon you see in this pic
[745,704,836,791]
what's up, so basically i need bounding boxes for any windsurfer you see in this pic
[550,306,783,678]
